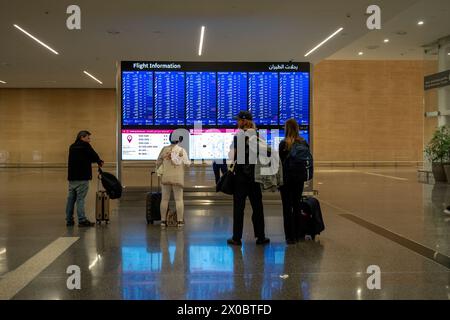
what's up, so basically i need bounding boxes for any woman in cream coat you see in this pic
[156,134,190,228]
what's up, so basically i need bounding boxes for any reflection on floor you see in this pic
[0,167,448,300]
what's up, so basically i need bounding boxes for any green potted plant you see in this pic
[425,126,450,182]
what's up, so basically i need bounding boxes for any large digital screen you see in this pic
[279,72,310,125]
[248,72,279,126]
[217,72,248,126]
[122,71,153,126]
[121,129,172,160]
[121,61,310,128]
[121,128,310,160]
[186,72,217,126]
[154,72,185,126]
[259,129,309,151]
[189,129,237,160]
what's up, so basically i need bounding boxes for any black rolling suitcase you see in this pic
[298,196,325,240]
[146,171,161,224]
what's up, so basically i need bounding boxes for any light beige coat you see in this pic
[156,144,190,187]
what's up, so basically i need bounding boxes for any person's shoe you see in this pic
[160,221,167,229]
[286,239,296,245]
[177,221,185,228]
[66,221,75,227]
[78,219,95,227]
[256,237,270,245]
[444,206,450,215]
[227,238,242,246]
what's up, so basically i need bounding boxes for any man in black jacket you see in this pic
[65,130,104,227]
[227,111,270,246]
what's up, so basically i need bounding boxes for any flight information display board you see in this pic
[122,71,153,126]
[186,72,217,125]
[189,129,237,160]
[121,129,172,160]
[261,129,310,150]
[248,72,279,126]
[121,128,310,160]
[217,72,248,126]
[120,61,311,128]
[279,72,310,125]
[154,72,185,126]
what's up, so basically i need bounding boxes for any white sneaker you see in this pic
[160,221,167,228]
[444,209,450,215]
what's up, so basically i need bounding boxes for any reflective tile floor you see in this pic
[0,167,449,300]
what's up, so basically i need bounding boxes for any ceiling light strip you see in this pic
[83,71,103,84]
[13,24,59,55]
[304,27,344,57]
[198,26,205,56]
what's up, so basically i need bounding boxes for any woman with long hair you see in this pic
[278,118,306,244]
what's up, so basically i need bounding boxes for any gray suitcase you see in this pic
[96,175,110,224]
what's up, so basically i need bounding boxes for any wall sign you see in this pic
[424,70,450,90]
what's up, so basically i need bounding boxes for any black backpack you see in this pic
[284,141,313,181]
[99,169,122,199]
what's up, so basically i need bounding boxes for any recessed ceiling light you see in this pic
[304,27,344,57]
[358,52,364,56]
[13,24,59,55]
[0,80,6,84]
[418,21,424,25]
[198,26,205,56]
[83,71,103,84]
[448,52,450,56]
[384,39,390,43]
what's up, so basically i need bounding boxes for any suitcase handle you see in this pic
[97,167,104,192]
[150,170,161,193]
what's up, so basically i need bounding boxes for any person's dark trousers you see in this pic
[232,174,265,241]
[213,161,228,184]
[279,179,304,242]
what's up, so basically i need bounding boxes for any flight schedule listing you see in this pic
[279,72,310,125]
[217,72,248,126]
[122,71,153,125]
[248,72,279,125]
[122,69,311,127]
[186,72,217,125]
[154,72,186,125]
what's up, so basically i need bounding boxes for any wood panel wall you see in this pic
[313,60,425,164]
[0,89,116,164]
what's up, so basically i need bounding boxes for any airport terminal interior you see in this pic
[0,0,449,300]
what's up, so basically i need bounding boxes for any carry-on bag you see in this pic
[98,168,122,199]
[146,171,162,224]
[298,196,325,240]
[216,162,236,195]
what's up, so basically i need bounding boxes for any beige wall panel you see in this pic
[0,89,116,164]
[314,60,424,163]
